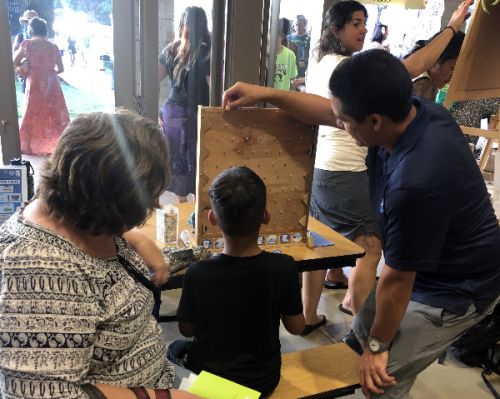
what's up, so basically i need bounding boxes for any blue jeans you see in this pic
[167,340,196,388]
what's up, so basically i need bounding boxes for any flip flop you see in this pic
[300,315,327,336]
[338,303,353,316]
[323,279,348,289]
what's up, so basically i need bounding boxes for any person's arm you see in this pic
[291,77,306,90]
[12,33,22,53]
[402,0,471,78]
[95,384,203,399]
[288,52,299,91]
[223,82,338,127]
[359,188,452,396]
[177,267,197,337]
[55,46,64,74]
[12,45,25,70]
[123,228,170,287]
[179,321,195,337]
[158,62,168,82]
[282,314,305,335]
[280,257,305,335]
[359,266,415,397]
[370,266,416,344]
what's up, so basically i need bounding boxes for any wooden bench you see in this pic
[270,342,360,399]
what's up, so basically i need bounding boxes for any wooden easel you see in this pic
[478,114,499,173]
[444,2,500,215]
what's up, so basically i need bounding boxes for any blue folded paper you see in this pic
[309,231,334,247]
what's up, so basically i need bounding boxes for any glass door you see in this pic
[1,0,120,178]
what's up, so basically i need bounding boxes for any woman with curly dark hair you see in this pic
[302,0,471,334]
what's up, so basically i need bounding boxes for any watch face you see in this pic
[369,338,380,352]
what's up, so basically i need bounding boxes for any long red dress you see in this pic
[19,39,70,155]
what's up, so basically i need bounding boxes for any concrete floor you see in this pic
[25,154,499,398]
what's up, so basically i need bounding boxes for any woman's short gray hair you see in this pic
[38,109,170,235]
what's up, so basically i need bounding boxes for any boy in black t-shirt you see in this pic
[169,166,305,395]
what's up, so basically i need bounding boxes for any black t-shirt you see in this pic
[368,97,500,315]
[177,251,303,395]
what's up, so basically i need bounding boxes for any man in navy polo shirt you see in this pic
[222,49,500,398]
[328,50,500,398]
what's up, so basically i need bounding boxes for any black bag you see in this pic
[450,303,500,398]
[10,158,35,200]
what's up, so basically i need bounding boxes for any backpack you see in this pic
[449,302,500,398]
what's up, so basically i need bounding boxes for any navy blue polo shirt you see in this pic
[368,97,500,315]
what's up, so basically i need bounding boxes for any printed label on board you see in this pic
[215,238,224,249]
[280,233,290,244]
[267,234,278,245]
[257,235,265,245]
[202,240,212,249]
[291,232,303,243]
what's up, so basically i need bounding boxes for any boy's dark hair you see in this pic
[209,167,266,237]
[329,49,413,123]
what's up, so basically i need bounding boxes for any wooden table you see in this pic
[146,202,363,323]
[142,203,365,273]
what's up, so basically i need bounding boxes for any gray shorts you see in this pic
[310,168,380,241]
[352,289,500,399]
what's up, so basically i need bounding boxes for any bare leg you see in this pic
[302,269,327,325]
[342,289,352,311]
[349,233,382,315]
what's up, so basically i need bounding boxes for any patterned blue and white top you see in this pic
[0,212,174,399]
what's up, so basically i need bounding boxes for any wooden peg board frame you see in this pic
[444,3,500,107]
[194,107,317,247]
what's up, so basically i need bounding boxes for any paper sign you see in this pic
[0,166,27,224]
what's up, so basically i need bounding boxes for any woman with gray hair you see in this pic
[0,109,201,399]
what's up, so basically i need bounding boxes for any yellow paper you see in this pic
[187,371,261,399]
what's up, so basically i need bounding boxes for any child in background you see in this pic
[274,18,298,90]
[169,166,305,396]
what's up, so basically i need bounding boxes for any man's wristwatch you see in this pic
[367,336,390,353]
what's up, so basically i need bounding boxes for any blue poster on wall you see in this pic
[0,166,27,224]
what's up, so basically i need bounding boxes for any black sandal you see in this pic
[300,315,327,336]
[338,303,353,316]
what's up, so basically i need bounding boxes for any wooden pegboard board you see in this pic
[195,107,317,247]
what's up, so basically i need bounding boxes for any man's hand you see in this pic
[291,77,306,90]
[222,82,271,110]
[448,0,473,32]
[360,350,395,397]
